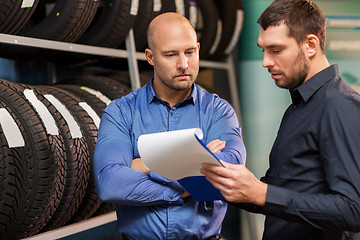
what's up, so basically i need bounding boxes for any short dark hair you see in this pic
[257,0,326,52]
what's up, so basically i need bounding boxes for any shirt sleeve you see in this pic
[93,100,184,206]
[262,96,360,232]
[207,96,246,165]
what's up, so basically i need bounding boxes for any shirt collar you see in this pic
[146,78,196,106]
[290,64,339,105]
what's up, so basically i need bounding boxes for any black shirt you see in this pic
[238,65,360,240]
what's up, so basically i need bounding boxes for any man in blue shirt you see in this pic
[201,1,360,239]
[93,12,246,240]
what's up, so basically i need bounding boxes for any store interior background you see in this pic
[0,0,360,239]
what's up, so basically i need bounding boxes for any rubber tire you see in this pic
[0,80,63,238]
[194,0,221,60]
[56,75,131,100]
[19,0,99,42]
[133,0,153,52]
[78,0,138,48]
[36,85,91,231]
[209,0,244,60]
[55,84,107,223]
[0,0,39,34]
[0,99,34,240]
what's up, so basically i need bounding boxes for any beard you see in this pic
[272,49,309,90]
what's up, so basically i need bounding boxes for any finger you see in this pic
[207,140,226,153]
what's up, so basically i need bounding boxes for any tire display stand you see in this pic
[0,30,241,239]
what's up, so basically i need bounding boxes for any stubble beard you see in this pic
[275,50,309,90]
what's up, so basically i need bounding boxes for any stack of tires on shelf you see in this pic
[0,76,131,239]
[0,0,244,239]
[0,0,243,61]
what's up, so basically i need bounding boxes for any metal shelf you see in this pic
[23,211,117,240]
[0,31,241,118]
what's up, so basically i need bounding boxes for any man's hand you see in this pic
[181,191,190,199]
[200,160,267,206]
[207,139,226,153]
[131,158,150,175]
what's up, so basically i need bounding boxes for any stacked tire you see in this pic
[0,0,243,61]
[0,76,130,239]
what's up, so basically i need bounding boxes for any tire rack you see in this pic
[0,29,242,239]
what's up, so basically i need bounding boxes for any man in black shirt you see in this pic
[201,0,360,239]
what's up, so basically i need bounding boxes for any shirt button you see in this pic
[169,206,172,210]
[170,196,173,200]
[169,233,173,237]
[170,112,173,116]
[149,198,152,201]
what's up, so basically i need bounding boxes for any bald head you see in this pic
[147,12,197,50]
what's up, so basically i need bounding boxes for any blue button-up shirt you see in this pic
[94,81,246,239]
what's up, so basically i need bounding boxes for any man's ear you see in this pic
[304,34,320,58]
[145,48,154,66]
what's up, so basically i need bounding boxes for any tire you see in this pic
[0,0,100,60]
[91,202,116,217]
[36,85,91,231]
[56,84,108,116]
[55,0,140,66]
[0,100,32,240]
[0,80,64,238]
[209,0,244,60]
[78,0,138,48]
[194,0,221,60]
[96,70,152,88]
[133,0,153,51]
[55,84,107,223]
[19,0,99,42]
[56,75,131,100]
[0,0,39,34]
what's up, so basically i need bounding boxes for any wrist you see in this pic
[252,182,268,207]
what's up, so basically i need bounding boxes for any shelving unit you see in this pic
[0,29,241,239]
[0,30,241,118]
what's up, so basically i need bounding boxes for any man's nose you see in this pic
[262,52,275,68]
[177,54,189,70]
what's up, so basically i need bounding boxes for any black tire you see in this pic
[54,0,139,66]
[0,0,39,34]
[209,0,244,60]
[55,84,107,223]
[133,0,153,51]
[96,70,152,88]
[194,0,221,60]
[78,0,138,48]
[19,0,99,42]
[91,202,116,217]
[36,85,91,231]
[0,80,64,238]
[0,0,99,60]
[56,75,131,100]
[0,100,32,240]
[56,84,108,117]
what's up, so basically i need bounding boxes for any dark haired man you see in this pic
[201,0,360,239]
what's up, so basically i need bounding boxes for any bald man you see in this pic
[94,12,246,240]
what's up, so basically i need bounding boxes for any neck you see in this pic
[153,81,192,108]
[305,52,330,82]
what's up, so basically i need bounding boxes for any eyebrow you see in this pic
[257,43,283,49]
[162,47,197,54]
